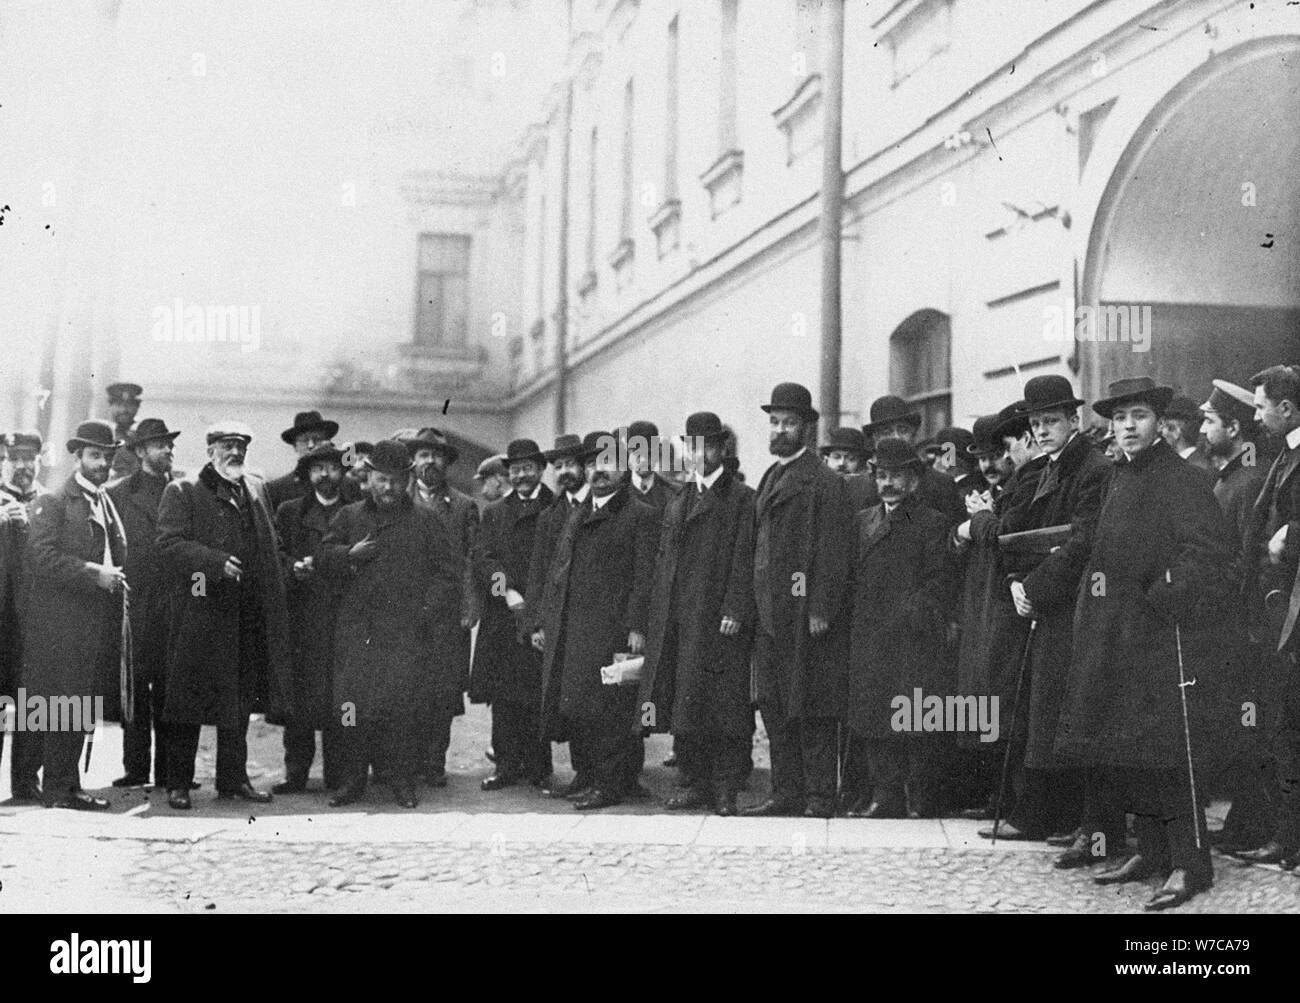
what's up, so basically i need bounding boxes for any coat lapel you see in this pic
[759,451,817,518]
[860,505,891,552]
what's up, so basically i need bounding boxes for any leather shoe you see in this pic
[328,782,366,807]
[51,791,109,811]
[803,798,835,819]
[1144,869,1209,911]
[1054,838,1112,870]
[271,779,307,794]
[714,792,738,817]
[1045,827,1082,847]
[393,785,419,809]
[863,800,909,819]
[666,788,710,811]
[1094,854,1159,886]
[111,774,149,788]
[544,775,591,799]
[960,806,995,821]
[573,788,620,811]
[741,798,803,818]
[1237,839,1299,866]
[480,773,518,792]
[978,821,1042,841]
[217,782,272,803]
[167,789,191,810]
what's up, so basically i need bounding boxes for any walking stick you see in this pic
[992,617,1037,845]
[1167,568,1202,850]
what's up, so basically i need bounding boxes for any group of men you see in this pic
[1,363,1298,911]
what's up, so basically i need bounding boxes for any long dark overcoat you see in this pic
[636,470,756,738]
[752,450,856,720]
[156,465,293,727]
[538,487,657,739]
[316,495,462,723]
[1055,439,1250,771]
[469,485,554,705]
[411,482,479,711]
[996,433,1110,768]
[847,496,952,738]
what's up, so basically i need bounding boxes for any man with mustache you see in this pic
[157,422,292,810]
[621,420,681,512]
[318,440,462,808]
[855,396,965,524]
[819,427,870,476]
[534,432,658,810]
[471,439,554,791]
[270,444,349,793]
[474,455,511,505]
[24,421,128,810]
[745,383,856,818]
[107,418,183,789]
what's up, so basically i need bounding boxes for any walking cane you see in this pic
[1167,568,1202,850]
[992,617,1037,845]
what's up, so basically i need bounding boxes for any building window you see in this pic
[884,0,952,87]
[620,77,635,240]
[415,234,470,346]
[889,309,952,437]
[718,0,739,151]
[664,16,680,201]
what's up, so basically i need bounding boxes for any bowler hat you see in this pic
[924,426,974,457]
[685,412,729,441]
[872,436,925,472]
[862,395,921,436]
[968,415,1006,456]
[624,420,660,443]
[280,410,339,446]
[1164,396,1202,422]
[819,427,869,457]
[761,382,820,422]
[992,401,1030,441]
[544,434,584,464]
[367,439,415,477]
[577,430,617,464]
[66,420,121,454]
[295,443,346,480]
[1091,376,1174,419]
[6,430,43,453]
[1018,375,1084,416]
[205,421,253,446]
[129,417,181,447]
[403,426,459,464]
[504,439,548,467]
[1201,380,1256,428]
[106,382,142,403]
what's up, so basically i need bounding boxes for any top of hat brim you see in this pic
[966,441,1003,456]
[862,414,922,434]
[131,430,182,445]
[280,421,340,445]
[819,444,868,456]
[66,438,123,453]
[404,439,459,461]
[761,403,820,420]
[1016,396,1086,415]
[1090,386,1174,418]
[504,451,548,467]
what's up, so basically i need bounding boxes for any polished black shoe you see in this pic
[978,821,1042,841]
[573,788,620,811]
[740,798,803,818]
[394,785,419,809]
[1145,869,1209,911]
[1045,827,1083,847]
[1094,854,1160,886]
[480,773,518,792]
[544,775,591,800]
[1237,839,1299,866]
[665,788,710,811]
[217,782,273,803]
[51,791,109,811]
[167,789,192,811]
[1054,837,1113,870]
[271,779,307,794]
[328,782,366,807]
[111,774,149,788]
[715,792,738,817]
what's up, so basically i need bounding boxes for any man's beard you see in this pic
[10,468,33,490]
[1204,435,1236,459]
[145,454,173,477]
[769,433,801,457]
[81,464,110,486]
[556,470,584,493]
[214,458,245,481]
[589,471,618,496]
[511,476,538,497]
[417,464,444,489]
[314,478,340,499]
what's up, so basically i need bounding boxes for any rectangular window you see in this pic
[415,234,470,346]
[718,0,739,151]
[620,77,635,238]
[664,16,679,200]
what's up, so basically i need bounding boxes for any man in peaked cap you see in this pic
[474,455,511,505]
[858,396,965,524]
[107,418,183,788]
[266,410,342,512]
[744,383,856,818]
[1161,395,1214,474]
[820,427,870,476]
[471,438,555,792]
[106,382,144,480]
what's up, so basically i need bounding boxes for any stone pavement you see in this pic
[0,711,1297,913]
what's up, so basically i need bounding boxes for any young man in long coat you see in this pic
[24,421,128,810]
[534,432,657,810]
[106,418,182,789]
[1057,377,1249,910]
[845,437,953,818]
[471,438,554,791]
[980,375,1110,845]
[271,443,348,793]
[744,383,856,819]
[156,422,292,810]
[317,440,462,809]
[637,412,756,816]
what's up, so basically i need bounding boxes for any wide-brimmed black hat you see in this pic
[872,436,925,472]
[577,430,617,463]
[1163,395,1202,422]
[106,382,142,403]
[862,395,922,436]
[280,410,340,446]
[968,415,1007,456]
[66,419,121,454]
[1017,375,1085,416]
[544,434,584,464]
[367,439,415,477]
[1091,376,1174,419]
[504,438,548,467]
[128,417,181,447]
[295,443,346,480]
[819,427,869,457]
[6,430,43,453]
[761,382,819,422]
[685,412,729,441]
[403,426,459,464]
[1200,380,1256,427]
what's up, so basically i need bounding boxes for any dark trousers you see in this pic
[41,731,89,804]
[568,719,642,797]
[1077,765,1132,859]
[863,733,949,813]
[423,706,456,778]
[9,729,43,796]
[166,720,250,793]
[1099,765,1212,883]
[759,702,837,808]
[283,721,343,789]
[1268,652,1300,845]
[676,730,751,797]
[490,699,551,782]
[1008,764,1082,835]
[338,714,420,791]
[122,676,168,784]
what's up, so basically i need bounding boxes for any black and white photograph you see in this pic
[0,0,1297,947]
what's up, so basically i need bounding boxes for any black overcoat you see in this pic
[108,469,176,698]
[411,482,479,711]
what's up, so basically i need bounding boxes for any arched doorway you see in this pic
[889,308,952,438]
[1079,38,1300,400]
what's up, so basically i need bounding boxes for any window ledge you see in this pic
[700,149,744,218]
[608,237,635,271]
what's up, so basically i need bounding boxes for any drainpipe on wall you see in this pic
[818,0,846,430]
[552,0,575,437]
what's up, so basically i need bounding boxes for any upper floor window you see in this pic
[889,308,952,437]
[415,234,470,346]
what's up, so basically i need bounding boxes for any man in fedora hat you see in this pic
[1056,376,1247,908]
[24,420,128,810]
[980,374,1110,848]
[636,413,756,816]
[318,440,463,808]
[266,410,342,511]
[820,427,870,476]
[1160,395,1214,474]
[106,418,182,788]
[474,454,511,505]
[744,383,856,818]
[471,438,555,791]
[533,432,658,810]
[105,382,143,480]
[858,395,965,523]
[156,422,291,810]
[402,426,479,788]
[270,443,349,793]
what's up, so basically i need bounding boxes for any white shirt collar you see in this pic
[633,471,656,493]
[1178,445,1198,460]
[1287,425,1300,451]
[591,489,614,510]
[74,472,103,497]
[777,446,807,467]
[1047,432,1078,462]
[696,464,724,492]
[568,482,590,504]
[314,490,340,507]
[518,484,540,501]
